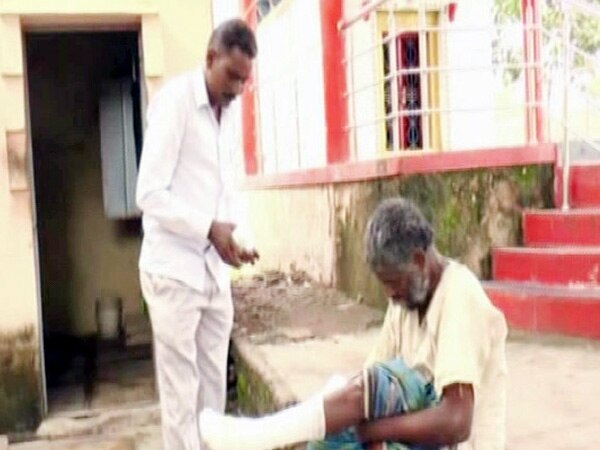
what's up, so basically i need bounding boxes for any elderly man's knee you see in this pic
[327,373,364,411]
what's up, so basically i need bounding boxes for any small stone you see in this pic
[280,327,315,341]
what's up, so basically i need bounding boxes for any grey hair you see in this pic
[364,197,434,271]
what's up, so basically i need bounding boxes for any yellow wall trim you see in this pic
[0,15,22,76]
[142,13,164,78]
[0,0,158,15]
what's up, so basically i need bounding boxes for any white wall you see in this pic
[445,0,496,150]
[256,0,327,173]
[345,0,381,161]
[212,0,242,27]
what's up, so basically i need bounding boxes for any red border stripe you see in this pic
[245,143,556,189]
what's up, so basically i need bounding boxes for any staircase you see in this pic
[484,162,600,339]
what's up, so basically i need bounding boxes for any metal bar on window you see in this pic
[345,23,543,65]
[418,0,430,150]
[388,3,401,152]
[338,0,390,31]
[347,101,546,130]
[344,61,545,98]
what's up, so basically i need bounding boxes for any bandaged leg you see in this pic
[199,374,348,450]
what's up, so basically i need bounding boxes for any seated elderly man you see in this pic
[200,197,508,450]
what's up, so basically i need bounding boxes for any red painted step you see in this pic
[524,209,600,247]
[484,281,600,339]
[493,246,600,286]
[555,163,600,208]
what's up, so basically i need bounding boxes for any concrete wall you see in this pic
[247,163,554,308]
[247,186,337,285]
[0,13,43,435]
[0,0,213,433]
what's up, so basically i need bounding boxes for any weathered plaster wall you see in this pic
[0,328,40,434]
[0,0,213,433]
[247,164,554,308]
[335,165,554,307]
[247,187,337,286]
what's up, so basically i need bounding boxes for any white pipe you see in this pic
[562,3,572,211]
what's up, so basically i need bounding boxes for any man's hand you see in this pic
[232,227,260,265]
[239,247,260,265]
[208,221,260,267]
[208,221,242,268]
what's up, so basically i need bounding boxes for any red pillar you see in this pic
[242,0,259,174]
[522,0,534,143]
[531,0,545,142]
[522,0,545,143]
[320,0,350,164]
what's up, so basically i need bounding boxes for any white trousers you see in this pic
[140,271,234,450]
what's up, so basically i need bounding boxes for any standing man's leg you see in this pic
[196,288,234,413]
[141,272,207,450]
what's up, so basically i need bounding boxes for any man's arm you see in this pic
[357,383,474,446]
[136,87,213,240]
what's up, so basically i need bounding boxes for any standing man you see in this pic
[136,19,258,450]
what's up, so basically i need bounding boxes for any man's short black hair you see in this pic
[209,18,258,59]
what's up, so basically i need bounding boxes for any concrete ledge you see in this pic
[232,337,298,414]
[231,277,383,415]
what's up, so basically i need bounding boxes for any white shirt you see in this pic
[136,68,243,294]
[367,261,508,450]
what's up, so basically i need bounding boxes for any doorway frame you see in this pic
[15,9,163,417]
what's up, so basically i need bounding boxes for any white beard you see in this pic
[406,272,430,309]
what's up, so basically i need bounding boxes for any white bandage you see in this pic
[232,226,256,252]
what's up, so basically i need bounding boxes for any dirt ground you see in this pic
[232,270,383,342]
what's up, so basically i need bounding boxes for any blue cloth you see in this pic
[306,358,439,450]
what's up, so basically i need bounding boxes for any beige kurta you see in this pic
[367,261,508,450]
